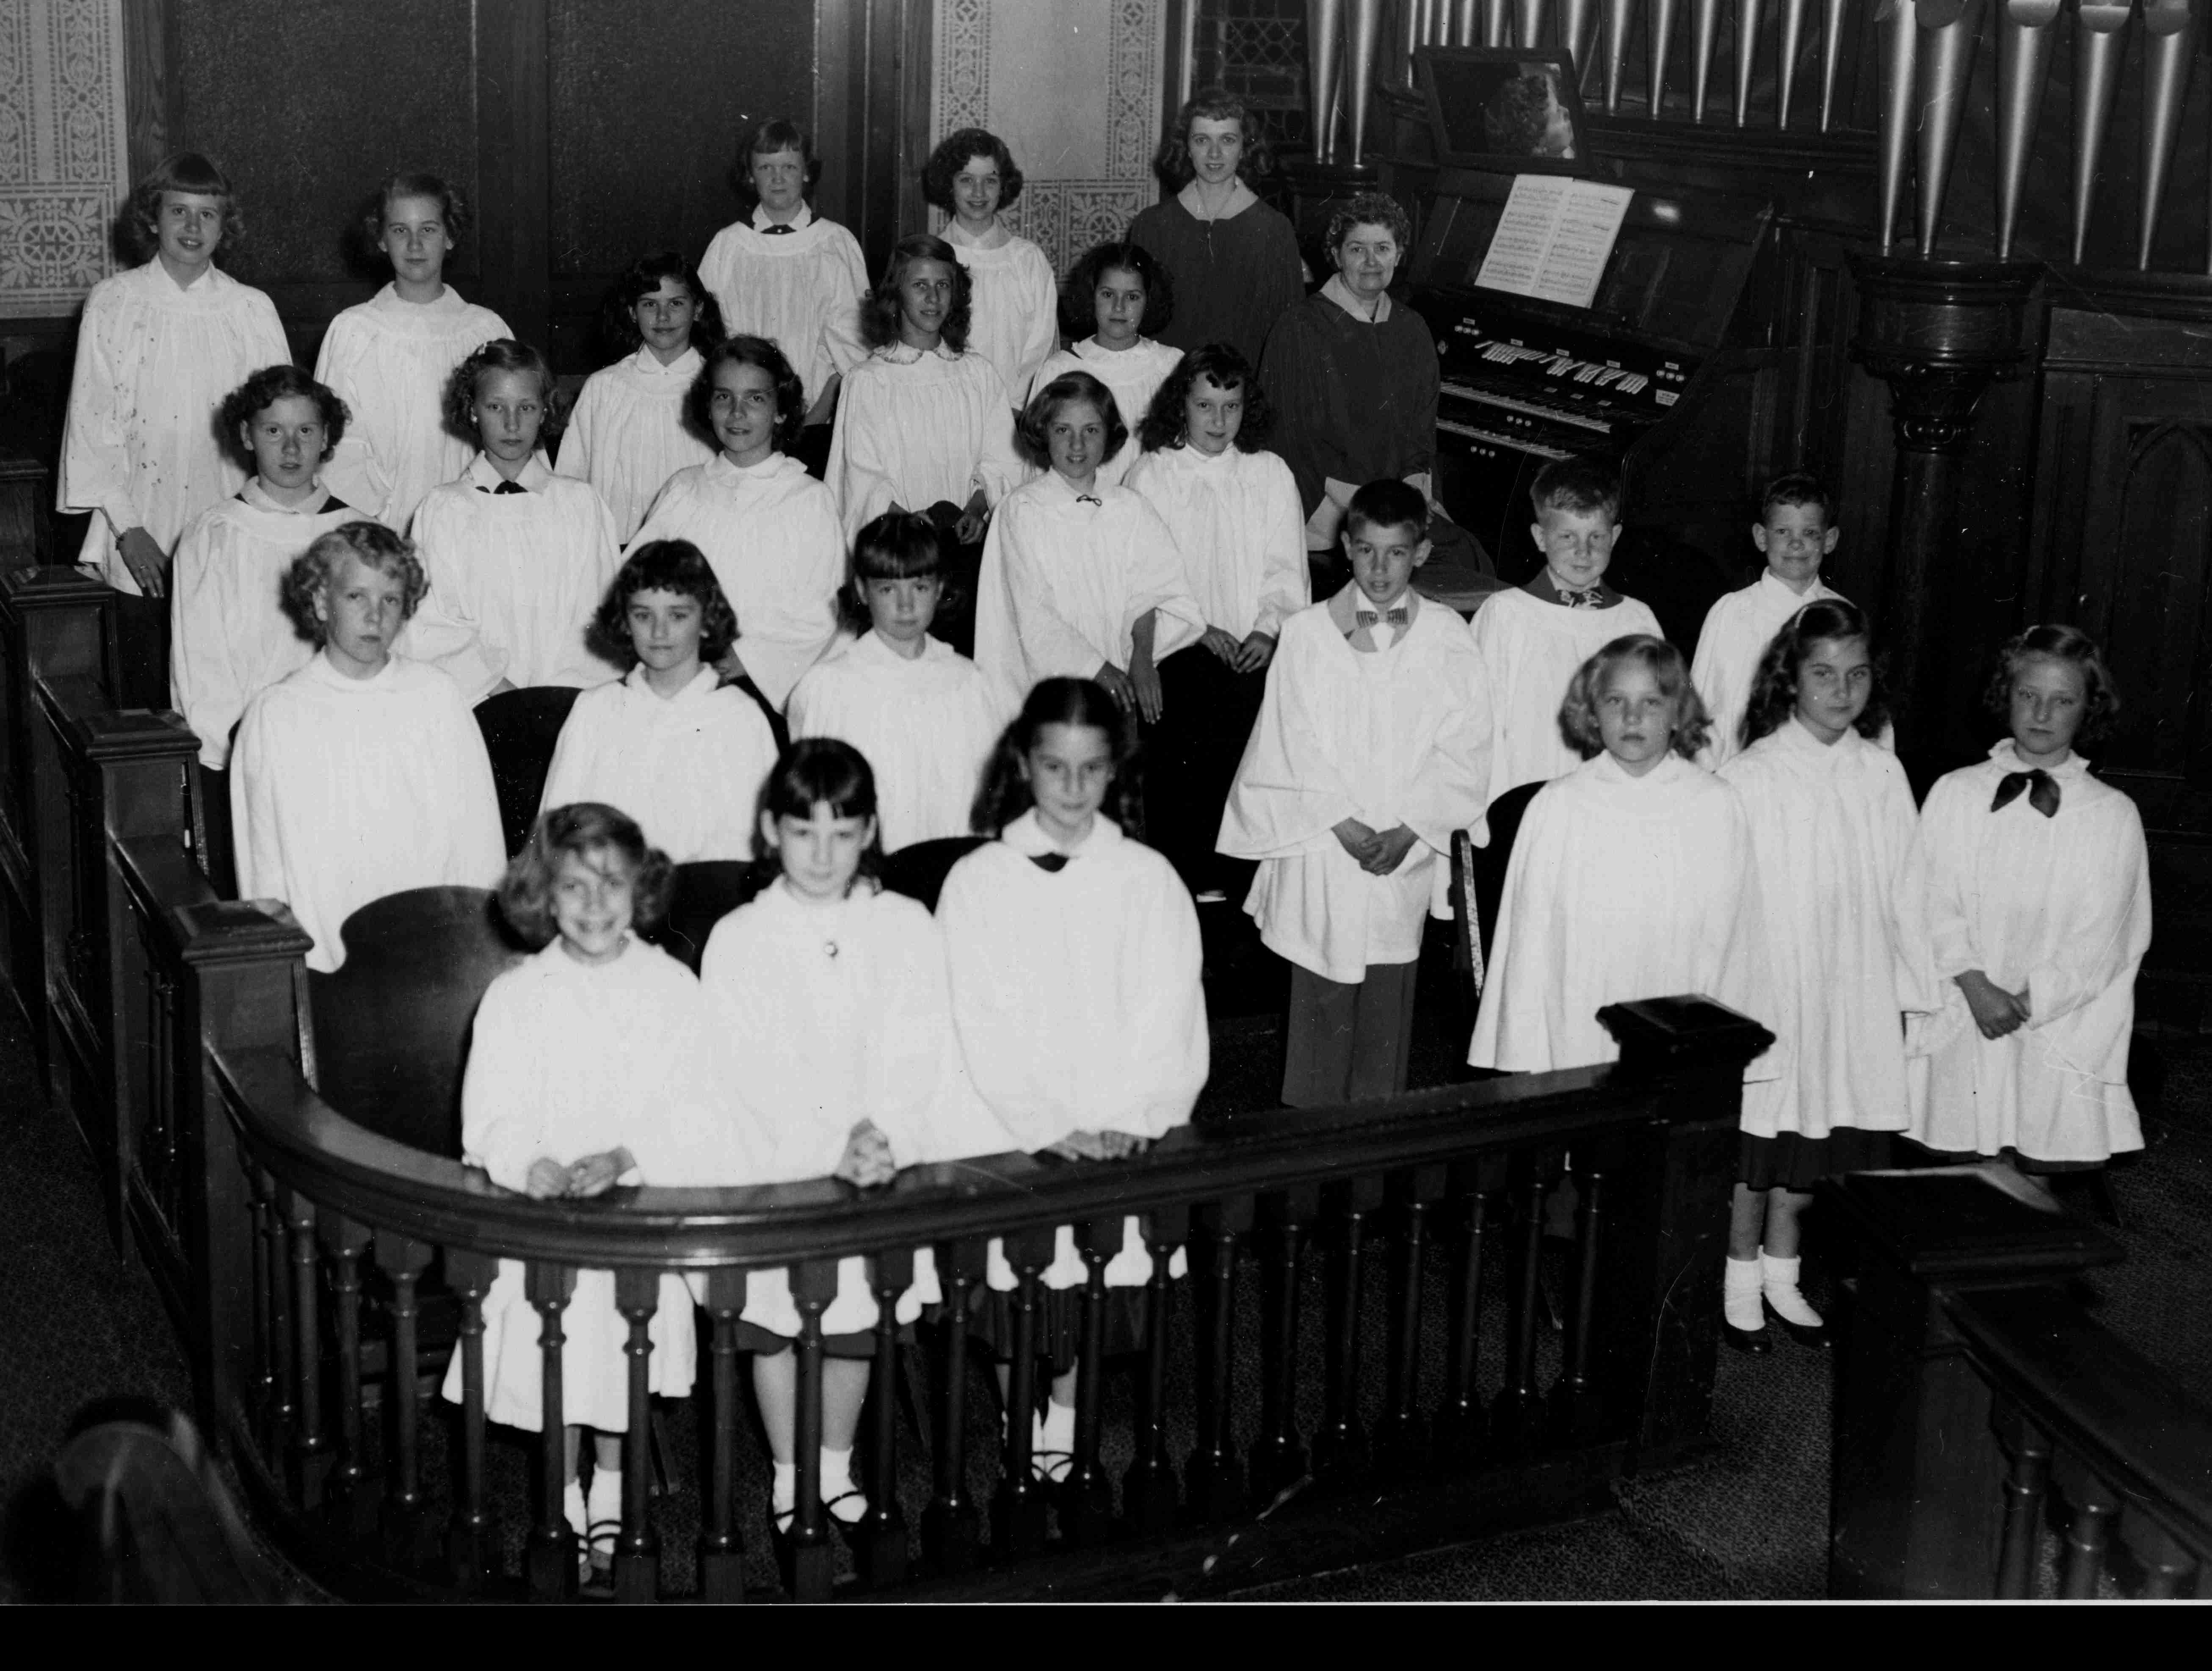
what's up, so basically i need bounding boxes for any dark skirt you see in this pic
[965,1283,1159,1376]
[1738,1127,1896,1191]
[1895,1136,2107,1177]
[730,1320,904,1360]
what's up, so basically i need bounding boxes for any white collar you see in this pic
[310,647,402,689]
[1758,567,1828,605]
[625,663,718,703]
[1002,807,1120,861]
[1071,335,1158,362]
[750,201,815,233]
[1988,739,2088,782]
[1320,273,1392,324]
[1592,749,1696,788]
[1039,470,1111,508]
[465,452,555,493]
[860,626,943,665]
[628,344,703,378]
[704,449,798,484]
[1176,179,1261,221]
[874,340,963,365]
[239,477,337,515]
[946,215,1012,251]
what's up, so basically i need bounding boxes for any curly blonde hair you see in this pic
[279,523,428,645]
[1558,634,1711,761]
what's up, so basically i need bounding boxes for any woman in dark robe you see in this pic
[1126,90,1305,370]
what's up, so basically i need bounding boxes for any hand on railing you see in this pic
[834,1119,899,1189]
[1045,1129,1149,1161]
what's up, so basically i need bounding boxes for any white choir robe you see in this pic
[553,346,716,541]
[1469,751,1778,1075]
[824,343,1025,541]
[1469,587,1665,807]
[1126,443,1310,640]
[403,454,624,702]
[440,938,743,1433]
[231,652,506,973]
[168,481,363,769]
[1218,592,1493,983]
[972,474,1207,697]
[1909,744,2151,1163]
[698,205,870,412]
[1027,338,1184,488]
[1719,717,1928,1142]
[945,218,1060,408]
[627,451,843,711]
[698,881,1017,1337]
[938,812,1207,1291]
[786,631,1011,853]
[539,666,778,862]
[57,262,292,592]
[1691,570,1850,767]
[313,284,511,530]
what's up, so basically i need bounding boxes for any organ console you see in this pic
[1402,47,1778,578]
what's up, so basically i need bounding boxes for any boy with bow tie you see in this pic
[1218,480,1493,1105]
[1908,625,2151,1182]
[1467,455,1663,810]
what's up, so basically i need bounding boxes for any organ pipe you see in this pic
[1603,0,1637,111]
[2138,0,2199,271]
[1347,0,1388,166]
[1692,0,1725,122]
[1777,0,1812,128]
[1307,0,1345,163]
[1914,0,1986,258]
[1650,0,1683,117]
[2071,3,2133,265]
[1875,0,1918,253]
[1398,0,1426,89]
[1819,0,1850,132]
[1516,0,1551,47]
[1560,0,1603,89]
[1452,0,1482,44]
[1736,0,1767,127]
[1483,0,1512,46]
[1994,2,2061,262]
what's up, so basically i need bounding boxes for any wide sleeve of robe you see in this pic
[823,364,903,536]
[1216,612,1365,859]
[57,281,144,536]
[974,496,1107,690]
[310,315,391,520]
[1256,302,1345,519]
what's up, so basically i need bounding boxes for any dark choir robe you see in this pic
[1127,185,1306,368]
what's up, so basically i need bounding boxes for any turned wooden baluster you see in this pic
[524,1261,576,1601]
[1379,1166,1446,1476]
[857,1247,914,1588]
[1124,1204,1188,1534]
[281,1186,331,1509]
[1552,1160,1606,1442]
[445,1250,498,1591]
[785,1257,840,1602]
[1489,1158,1552,1453]
[376,1234,435,1570]
[251,1167,293,1461]
[1185,1196,1252,1522]
[922,1237,987,1574]
[2115,1498,2200,1599]
[1436,1157,1503,1465]
[1315,1175,1382,1478]
[318,1209,377,1539]
[2053,1451,2119,1600]
[1989,1395,2051,1598]
[1060,1220,1120,1544]
[613,1266,662,1603]
[1251,1184,1319,1501]
[991,1226,1058,1559]
[697,1268,748,1602]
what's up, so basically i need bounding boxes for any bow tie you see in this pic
[1355,606,1409,630]
[1028,852,1070,873]
[477,479,528,495]
[1074,493,1102,507]
[759,221,797,236]
[1558,587,1607,608]
[1992,769,2060,818]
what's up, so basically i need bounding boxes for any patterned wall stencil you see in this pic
[0,0,129,319]
[929,0,1166,278]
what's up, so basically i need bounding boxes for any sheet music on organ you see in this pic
[1472,175,1635,311]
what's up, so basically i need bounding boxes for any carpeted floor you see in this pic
[3,914,2206,1602]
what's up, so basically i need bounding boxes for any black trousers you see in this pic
[1143,645,1266,894]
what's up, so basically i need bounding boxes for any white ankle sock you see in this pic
[1761,1251,1824,1327]
[1723,1255,1766,1331]
[820,1447,866,1523]
[563,1479,588,1537]
[586,1466,621,1526]
[771,1460,796,1517]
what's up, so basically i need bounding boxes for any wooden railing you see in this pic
[1825,1168,2212,1599]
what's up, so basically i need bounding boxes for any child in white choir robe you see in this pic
[1911,626,2151,1180]
[171,367,363,773]
[825,234,1024,653]
[700,741,1013,1536]
[1221,481,1491,1106]
[539,540,777,862]
[1127,344,1310,893]
[59,152,291,602]
[403,340,623,701]
[1715,600,1925,1353]
[628,337,845,711]
[786,513,1010,853]
[698,120,870,445]
[925,128,1060,409]
[972,372,1206,721]
[314,172,510,530]
[1692,472,1855,768]
[938,679,1207,1481]
[232,523,505,973]
[441,804,737,1577]
[1469,456,1663,809]
[1470,635,1773,1075]
[553,252,722,540]
[1027,241,1184,488]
